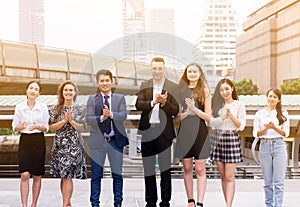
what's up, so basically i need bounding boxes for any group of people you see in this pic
[12,57,290,207]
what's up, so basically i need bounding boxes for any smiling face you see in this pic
[26,82,40,100]
[97,74,112,95]
[219,82,234,101]
[267,90,280,108]
[186,65,201,84]
[63,84,76,101]
[151,61,165,82]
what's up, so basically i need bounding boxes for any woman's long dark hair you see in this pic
[212,78,238,117]
[56,80,78,116]
[25,80,41,98]
[267,88,287,125]
[178,62,209,104]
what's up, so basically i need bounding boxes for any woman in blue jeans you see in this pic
[253,88,290,207]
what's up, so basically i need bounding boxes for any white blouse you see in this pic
[12,100,50,133]
[253,108,290,138]
[210,100,246,131]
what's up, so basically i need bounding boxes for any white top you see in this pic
[253,108,290,138]
[12,100,50,133]
[210,100,246,131]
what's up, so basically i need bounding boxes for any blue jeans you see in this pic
[259,138,287,207]
[90,140,124,207]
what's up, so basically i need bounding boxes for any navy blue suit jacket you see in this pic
[86,93,129,149]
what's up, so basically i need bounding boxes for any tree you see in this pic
[233,79,259,95]
[280,79,300,94]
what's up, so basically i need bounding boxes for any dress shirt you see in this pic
[210,100,246,131]
[100,92,115,136]
[253,108,290,138]
[149,79,165,124]
[12,100,49,133]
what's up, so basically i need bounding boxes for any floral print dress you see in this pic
[49,105,87,179]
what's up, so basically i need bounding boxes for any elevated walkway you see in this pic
[0,40,181,95]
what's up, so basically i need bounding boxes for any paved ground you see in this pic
[0,178,299,207]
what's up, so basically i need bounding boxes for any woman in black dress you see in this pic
[175,63,211,207]
[49,80,87,207]
[12,81,49,207]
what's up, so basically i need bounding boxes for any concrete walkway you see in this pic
[0,178,299,207]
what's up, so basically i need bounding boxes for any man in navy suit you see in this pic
[86,69,128,207]
[135,57,179,207]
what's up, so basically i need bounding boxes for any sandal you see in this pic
[188,199,196,207]
[196,202,203,206]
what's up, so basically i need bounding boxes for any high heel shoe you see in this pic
[196,202,203,206]
[188,199,196,207]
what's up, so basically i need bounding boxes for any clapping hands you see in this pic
[185,98,197,115]
[64,110,73,123]
[264,121,275,129]
[154,92,168,106]
[102,105,112,120]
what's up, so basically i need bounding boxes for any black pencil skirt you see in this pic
[18,133,46,176]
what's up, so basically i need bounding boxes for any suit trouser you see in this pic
[141,129,172,207]
[90,140,124,207]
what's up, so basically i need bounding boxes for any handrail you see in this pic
[0,164,299,179]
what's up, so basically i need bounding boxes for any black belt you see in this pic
[104,135,115,142]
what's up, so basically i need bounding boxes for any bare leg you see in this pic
[60,178,73,207]
[217,161,237,207]
[195,159,207,204]
[183,158,195,207]
[223,163,237,207]
[20,172,30,207]
[30,175,42,207]
[216,161,226,202]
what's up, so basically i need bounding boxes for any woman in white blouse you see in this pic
[253,88,289,207]
[210,78,246,207]
[12,81,49,207]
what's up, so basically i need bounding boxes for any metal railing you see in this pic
[1,164,299,179]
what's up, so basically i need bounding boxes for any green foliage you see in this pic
[233,79,259,95]
[0,128,13,135]
[280,79,300,94]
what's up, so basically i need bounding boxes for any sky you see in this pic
[0,0,271,53]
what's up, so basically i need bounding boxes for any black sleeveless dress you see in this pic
[175,87,210,159]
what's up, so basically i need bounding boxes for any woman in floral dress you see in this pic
[49,80,87,207]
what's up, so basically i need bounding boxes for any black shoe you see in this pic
[145,204,157,207]
[188,199,196,207]
[196,202,203,206]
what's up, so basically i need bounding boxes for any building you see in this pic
[194,0,238,91]
[19,0,44,46]
[236,0,300,93]
[145,8,177,68]
[122,0,182,70]
[122,0,147,63]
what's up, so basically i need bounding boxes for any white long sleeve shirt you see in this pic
[253,108,290,138]
[12,100,50,133]
[210,100,246,131]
